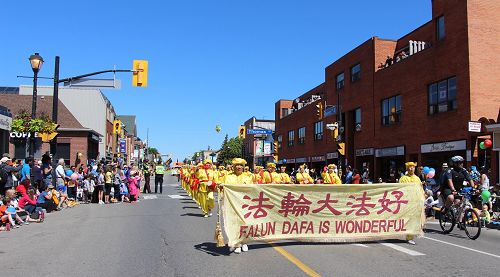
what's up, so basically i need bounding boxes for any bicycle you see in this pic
[439,187,481,240]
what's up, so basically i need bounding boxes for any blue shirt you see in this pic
[37,191,48,204]
[21,163,31,182]
[345,172,353,184]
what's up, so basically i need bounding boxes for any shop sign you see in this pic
[90,134,99,142]
[286,158,295,164]
[468,121,481,133]
[420,140,466,153]
[10,131,39,139]
[311,155,325,162]
[0,114,12,131]
[263,141,272,155]
[355,148,374,157]
[375,146,405,157]
[295,157,308,163]
[255,140,264,156]
[326,152,338,159]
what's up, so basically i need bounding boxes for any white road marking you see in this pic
[167,184,179,187]
[423,236,500,259]
[143,195,158,200]
[168,194,186,199]
[379,242,425,256]
[353,244,369,248]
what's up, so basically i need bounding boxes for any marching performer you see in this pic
[263,162,280,184]
[399,162,423,245]
[322,164,342,184]
[195,159,216,217]
[279,165,291,184]
[295,164,314,184]
[222,158,253,254]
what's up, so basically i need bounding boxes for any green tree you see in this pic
[217,134,242,165]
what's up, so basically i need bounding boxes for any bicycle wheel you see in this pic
[462,208,481,240]
[439,207,455,234]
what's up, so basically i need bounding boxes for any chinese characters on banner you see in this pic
[222,184,424,247]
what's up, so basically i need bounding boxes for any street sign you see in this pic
[324,105,337,118]
[247,129,273,135]
[119,139,126,153]
[64,78,121,89]
[468,121,481,132]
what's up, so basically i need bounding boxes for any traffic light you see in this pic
[238,125,246,139]
[132,60,148,87]
[273,141,278,162]
[113,120,122,134]
[316,102,323,120]
[338,142,345,156]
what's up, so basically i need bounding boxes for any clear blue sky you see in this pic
[1,0,431,161]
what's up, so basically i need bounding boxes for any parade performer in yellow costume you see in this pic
[222,158,253,254]
[322,164,342,184]
[399,162,424,245]
[296,164,314,184]
[252,166,263,184]
[263,162,281,184]
[243,166,252,178]
[279,165,291,184]
[216,165,227,184]
[195,159,216,217]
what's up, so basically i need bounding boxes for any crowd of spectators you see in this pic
[0,152,155,232]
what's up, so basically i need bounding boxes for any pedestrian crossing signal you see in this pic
[238,125,246,139]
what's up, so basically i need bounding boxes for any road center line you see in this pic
[379,242,425,256]
[269,243,321,277]
[423,236,500,259]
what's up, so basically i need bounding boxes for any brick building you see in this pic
[0,93,101,165]
[241,117,275,168]
[275,0,500,181]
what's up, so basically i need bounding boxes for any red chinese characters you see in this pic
[346,192,376,216]
[312,193,342,215]
[278,192,312,217]
[242,192,275,219]
[376,190,409,215]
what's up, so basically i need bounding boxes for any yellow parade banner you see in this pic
[222,183,425,247]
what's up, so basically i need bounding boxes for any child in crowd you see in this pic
[36,185,58,213]
[97,169,105,205]
[1,196,16,230]
[128,170,140,202]
[480,204,491,227]
[18,187,44,222]
[424,190,435,217]
[82,175,91,204]
[119,180,130,202]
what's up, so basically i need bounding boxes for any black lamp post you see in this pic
[28,53,44,157]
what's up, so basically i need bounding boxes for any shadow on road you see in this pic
[181,201,196,204]
[182,206,199,210]
[424,227,467,239]
[194,242,230,256]
[180,213,205,217]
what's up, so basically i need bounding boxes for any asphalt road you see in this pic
[1,175,499,277]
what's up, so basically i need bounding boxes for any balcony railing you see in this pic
[378,40,431,70]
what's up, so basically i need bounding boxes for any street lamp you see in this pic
[28,52,44,157]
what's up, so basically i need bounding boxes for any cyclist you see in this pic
[440,156,475,209]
